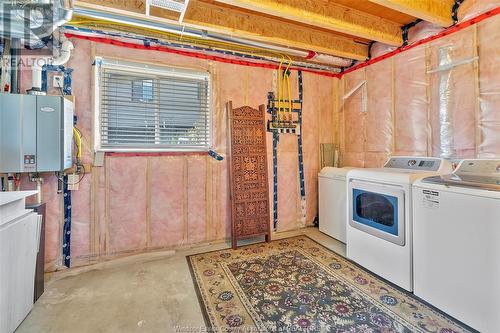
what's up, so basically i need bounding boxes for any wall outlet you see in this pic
[53,75,64,88]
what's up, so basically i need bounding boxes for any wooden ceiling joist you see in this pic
[213,0,404,46]
[184,1,368,60]
[75,0,369,60]
[368,0,454,27]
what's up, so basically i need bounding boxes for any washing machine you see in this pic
[318,167,353,243]
[346,157,452,291]
[413,159,500,332]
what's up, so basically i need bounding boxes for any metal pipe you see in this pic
[56,172,63,194]
[10,38,20,93]
[7,173,14,191]
[73,7,352,67]
[30,174,44,204]
[35,178,43,204]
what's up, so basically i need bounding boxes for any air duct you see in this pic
[0,0,73,47]
[10,38,21,93]
[306,53,354,67]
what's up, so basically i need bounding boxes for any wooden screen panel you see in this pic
[227,102,271,249]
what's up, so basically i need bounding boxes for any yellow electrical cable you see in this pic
[68,17,296,128]
[68,17,289,61]
[277,57,285,126]
[286,73,291,123]
[73,127,82,160]
[284,56,293,124]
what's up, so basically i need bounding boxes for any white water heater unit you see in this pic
[0,93,74,173]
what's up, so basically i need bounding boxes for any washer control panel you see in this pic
[384,157,442,171]
[456,159,500,176]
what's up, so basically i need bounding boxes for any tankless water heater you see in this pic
[0,93,74,173]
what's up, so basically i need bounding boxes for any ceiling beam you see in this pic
[213,0,403,46]
[183,1,368,60]
[75,0,369,60]
[368,0,454,27]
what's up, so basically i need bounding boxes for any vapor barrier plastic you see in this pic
[408,21,444,44]
[370,42,397,59]
[394,46,429,156]
[340,15,500,168]
[459,0,500,22]
[366,59,393,158]
[477,15,500,157]
[342,70,366,167]
[428,27,477,159]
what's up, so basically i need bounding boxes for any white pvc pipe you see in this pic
[31,40,74,92]
[31,64,43,91]
[52,40,74,66]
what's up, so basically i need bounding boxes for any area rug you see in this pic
[187,236,472,333]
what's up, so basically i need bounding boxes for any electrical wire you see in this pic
[277,57,283,125]
[68,17,325,109]
[57,163,86,187]
[73,127,82,160]
[68,16,289,63]
[284,55,293,124]
[57,126,85,189]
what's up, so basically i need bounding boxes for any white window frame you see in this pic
[93,57,212,152]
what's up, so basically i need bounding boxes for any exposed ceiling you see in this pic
[73,0,456,68]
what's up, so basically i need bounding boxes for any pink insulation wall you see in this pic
[18,39,335,271]
[340,14,500,168]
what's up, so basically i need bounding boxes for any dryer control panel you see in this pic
[384,157,444,171]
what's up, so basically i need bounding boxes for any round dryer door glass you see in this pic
[355,192,395,227]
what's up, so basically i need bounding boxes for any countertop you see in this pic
[0,191,38,206]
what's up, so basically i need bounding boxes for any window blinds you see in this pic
[98,60,210,151]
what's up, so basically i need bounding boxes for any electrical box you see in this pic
[0,93,74,173]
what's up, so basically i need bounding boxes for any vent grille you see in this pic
[149,0,187,12]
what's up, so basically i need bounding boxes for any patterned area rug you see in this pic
[187,236,473,333]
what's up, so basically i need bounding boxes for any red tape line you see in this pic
[105,151,207,157]
[341,6,500,76]
[64,32,340,78]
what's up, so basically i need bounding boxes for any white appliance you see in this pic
[346,157,452,291]
[319,167,353,243]
[413,159,500,333]
[0,191,41,333]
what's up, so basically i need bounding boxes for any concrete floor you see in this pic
[16,228,345,333]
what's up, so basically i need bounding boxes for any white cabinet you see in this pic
[0,191,41,333]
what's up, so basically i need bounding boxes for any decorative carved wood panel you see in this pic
[227,102,271,249]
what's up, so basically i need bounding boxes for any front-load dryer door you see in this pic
[349,180,405,246]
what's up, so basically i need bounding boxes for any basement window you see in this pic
[95,58,211,152]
